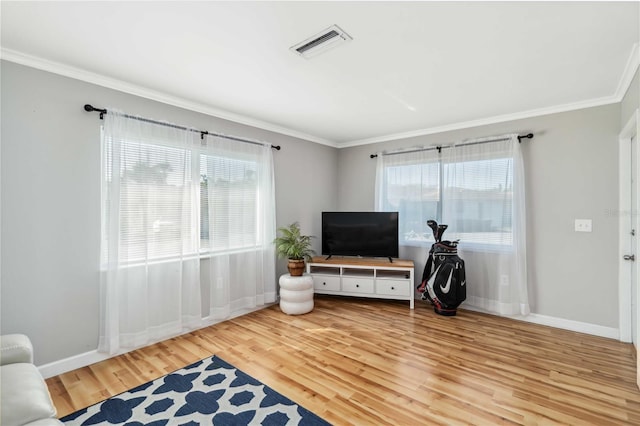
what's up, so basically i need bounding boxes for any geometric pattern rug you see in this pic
[60,355,331,426]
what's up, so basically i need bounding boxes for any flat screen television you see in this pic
[322,211,399,260]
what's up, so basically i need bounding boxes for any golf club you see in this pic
[427,220,438,240]
[436,224,448,242]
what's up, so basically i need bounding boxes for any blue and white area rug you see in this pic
[61,355,330,426]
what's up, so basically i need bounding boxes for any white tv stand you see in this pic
[306,256,415,309]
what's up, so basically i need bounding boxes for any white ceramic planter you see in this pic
[279,273,314,315]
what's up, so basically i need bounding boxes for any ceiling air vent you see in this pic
[290,25,352,59]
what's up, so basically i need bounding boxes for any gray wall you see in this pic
[0,60,338,364]
[1,57,635,365]
[338,104,622,328]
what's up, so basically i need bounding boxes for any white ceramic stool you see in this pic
[279,273,314,315]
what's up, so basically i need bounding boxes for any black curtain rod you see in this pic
[369,133,533,158]
[83,104,281,151]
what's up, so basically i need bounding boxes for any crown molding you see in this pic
[615,42,639,100]
[0,48,337,148]
[2,43,637,150]
[339,94,621,148]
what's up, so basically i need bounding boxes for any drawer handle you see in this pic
[391,286,395,290]
[356,284,359,288]
[323,282,326,286]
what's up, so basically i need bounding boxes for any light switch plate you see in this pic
[575,219,592,232]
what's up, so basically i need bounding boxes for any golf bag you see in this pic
[417,220,466,316]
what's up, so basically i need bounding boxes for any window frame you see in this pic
[101,129,266,267]
[198,149,262,254]
[377,151,516,251]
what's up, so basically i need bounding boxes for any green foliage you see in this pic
[274,222,315,261]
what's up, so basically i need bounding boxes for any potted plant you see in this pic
[274,222,315,276]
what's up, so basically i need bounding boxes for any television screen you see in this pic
[322,211,399,259]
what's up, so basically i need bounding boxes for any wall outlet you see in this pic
[574,219,592,232]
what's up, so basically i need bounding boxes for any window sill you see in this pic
[101,245,265,270]
[401,240,513,254]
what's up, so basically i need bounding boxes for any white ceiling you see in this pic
[1,1,638,147]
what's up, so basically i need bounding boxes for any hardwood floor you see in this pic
[46,296,640,425]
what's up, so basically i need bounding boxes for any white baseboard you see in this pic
[462,304,620,340]
[38,350,115,379]
[521,313,619,340]
[38,303,276,379]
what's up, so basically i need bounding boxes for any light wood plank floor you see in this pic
[47,296,640,425]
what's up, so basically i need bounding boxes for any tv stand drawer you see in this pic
[342,277,374,294]
[312,275,340,292]
[376,279,411,297]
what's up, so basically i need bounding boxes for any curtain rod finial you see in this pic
[84,104,107,119]
[517,133,534,143]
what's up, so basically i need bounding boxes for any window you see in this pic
[377,140,516,248]
[102,131,267,265]
[441,156,513,245]
[200,153,259,252]
[379,158,441,245]
[102,137,197,264]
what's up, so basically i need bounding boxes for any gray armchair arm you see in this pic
[0,334,34,365]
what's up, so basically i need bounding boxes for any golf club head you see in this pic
[436,224,448,242]
[427,220,438,240]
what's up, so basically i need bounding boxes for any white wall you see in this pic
[0,60,338,365]
[337,104,622,329]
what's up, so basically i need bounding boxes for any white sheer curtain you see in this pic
[375,134,529,316]
[374,148,441,242]
[99,110,202,354]
[442,135,529,316]
[99,110,277,355]
[200,136,276,321]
